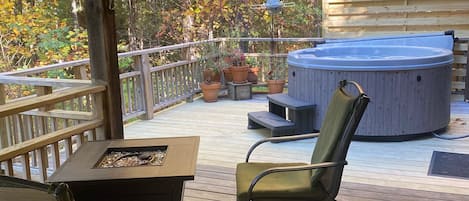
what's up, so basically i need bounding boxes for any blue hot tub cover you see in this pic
[318,31,454,50]
[288,45,453,71]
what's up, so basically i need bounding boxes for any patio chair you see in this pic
[0,175,75,201]
[236,80,369,201]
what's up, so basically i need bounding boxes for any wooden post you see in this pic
[0,84,8,149]
[85,0,123,139]
[465,39,469,102]
[182,47,194,102]
[73,65,88,80]
[35,86,54,111]
[135,55,154,120]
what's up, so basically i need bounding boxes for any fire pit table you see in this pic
[48,136,199,201]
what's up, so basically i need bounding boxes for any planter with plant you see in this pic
[199,44,224,102]
[229,48,249,84]
[246,57,259,84]
[266,60,287,94]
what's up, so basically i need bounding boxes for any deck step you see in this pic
[248,111,295,130]
[267,94,315,110]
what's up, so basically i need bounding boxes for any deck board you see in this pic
[124,94,469,201]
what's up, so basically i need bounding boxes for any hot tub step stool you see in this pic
[248,94,316,137]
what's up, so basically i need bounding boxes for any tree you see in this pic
[0,0,88,72]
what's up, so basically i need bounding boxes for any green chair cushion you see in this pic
[1,176,55,201]
[236,163,328,201]
[310,88,356,184]
[0,176,75,201]
[0,187,56,201]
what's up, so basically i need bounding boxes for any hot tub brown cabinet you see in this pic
[47,136,200,201]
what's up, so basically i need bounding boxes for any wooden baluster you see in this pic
[170,68,177,98]
[91,129,97,141]
[4,159,14,176]
[92,92,106,140]
[7,116,16,145]
[79,133,86,145]
[154,71,161,105]
[175,67,182,98]
[190,62,197,91]
[120,79,126,115]
[37,147,48,182]
[164,69,170,101]
[21,153,32,180]
[132,76,139,112]
[126,77,132,113]
[86,94,92,112]
[64,137,73,158]
[51,142,60,168]
[25,115,37,167]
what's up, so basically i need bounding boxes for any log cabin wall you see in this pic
[322,0,469,96]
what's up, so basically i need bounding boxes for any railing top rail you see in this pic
[0,85,105,118]
[234,37,325,43]
[118,38,226,58]
[0,59,91,76]
[0,76,92,87]
[0,37,323,77]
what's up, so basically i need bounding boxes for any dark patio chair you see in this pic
[0,175,74,201]
[236,80,369,201]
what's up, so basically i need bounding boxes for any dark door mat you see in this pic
[428,151,469,179]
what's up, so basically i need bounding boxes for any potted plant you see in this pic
[266,60,286,94]
[246,57,259,84]
[229,48,249,84]
[199,44,223,102]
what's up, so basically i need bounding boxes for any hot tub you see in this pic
[287,45,454,141]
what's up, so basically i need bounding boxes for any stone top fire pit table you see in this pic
[48,136,199,201]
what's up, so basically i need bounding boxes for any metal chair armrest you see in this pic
[245,133,319,162]
[247,161,347,201]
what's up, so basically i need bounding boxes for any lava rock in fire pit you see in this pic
[96,150,166,168]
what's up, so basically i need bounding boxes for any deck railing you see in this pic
[0,37,322,182]
[0,84,105,182]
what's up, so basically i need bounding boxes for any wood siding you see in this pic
[322,0,469,97]
[322,0,469,38]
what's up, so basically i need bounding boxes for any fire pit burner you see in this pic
[96,147,167,168]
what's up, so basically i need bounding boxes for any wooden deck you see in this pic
[124,94,469,201]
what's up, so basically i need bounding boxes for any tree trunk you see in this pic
[71,0,80,29]
[312,0,322,37]
[128,0,138,51]
[14,0,23,15]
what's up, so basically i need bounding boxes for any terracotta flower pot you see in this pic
[203,68,221,83]
[223,68,233,83]
[267,79,285,94]
[247,67,259,84]
[200,82,221,102]
[231,65,249,84]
